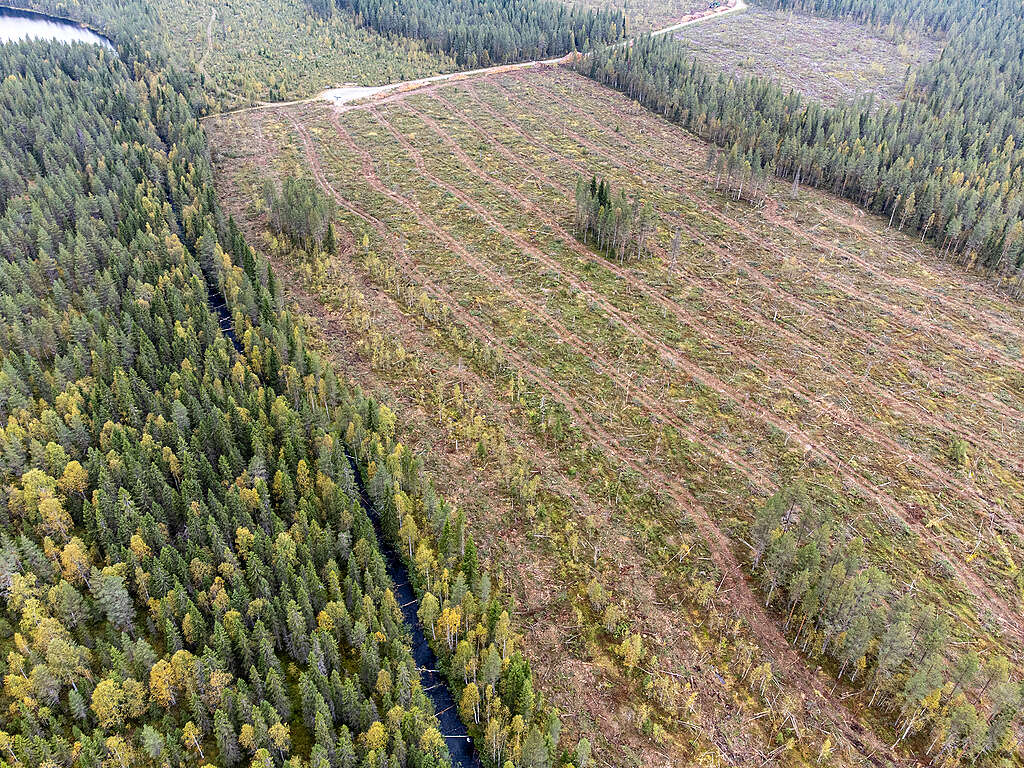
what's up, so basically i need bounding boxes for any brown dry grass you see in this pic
[579,0,708,33]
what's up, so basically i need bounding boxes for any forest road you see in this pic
[201,0,748,120]
[320,0,748,109]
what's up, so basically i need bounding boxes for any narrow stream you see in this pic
[344,453,481,768]
[6,8,480,763]
[202,268,479,762]
[206,284,242,352]
[204,283,476,763]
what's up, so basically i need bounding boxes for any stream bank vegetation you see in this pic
[0,39,448,768]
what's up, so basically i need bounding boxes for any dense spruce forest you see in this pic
[578,0,1024,291]
[0,35,569,768]
[334,0,627,67]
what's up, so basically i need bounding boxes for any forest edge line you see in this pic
[198,0,749,122]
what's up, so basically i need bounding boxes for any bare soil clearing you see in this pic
[675,6,940,106]
[206,67,1024,766]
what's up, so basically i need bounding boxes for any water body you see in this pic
[205,286,473,763]
[206,286,242,352]
[0,4,113,48]
[344,453,481,768]
[203,301,476,766]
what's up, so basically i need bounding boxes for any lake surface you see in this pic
[0,5,113,48]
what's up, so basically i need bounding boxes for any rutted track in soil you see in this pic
[448,83,1019,498]
[788,205,1024,354]
[509,76,1024,406]
[287,103,893,764]
[468,79,1024,489]
[240,111,767,763]
[354,105,775,493]
[452,80,1024,644]
[455,84,993,455]
[503,78,1024,538]
[325,81,1024,652]
[446,92,1024,527]
[366,105,790,488]
[807,196,1024,340]
[529,75,1024,366]
[397,96,1009,527]
[508,75,1024,416]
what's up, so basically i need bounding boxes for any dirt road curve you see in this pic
[321,0,747,108]
[200,0,748,120]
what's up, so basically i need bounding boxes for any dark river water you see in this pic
[345,453,481,768]
[0,5,113,48]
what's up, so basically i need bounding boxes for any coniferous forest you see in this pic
[750,487,1023,763]
[0,34,563,768]
[578,0,1024,290]
[335,0,627,67]
[573,176,654,261]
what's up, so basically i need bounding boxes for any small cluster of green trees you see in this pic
[336,0,627,68]
[577,0,1024,293]
[263,175,338,255]
[573,176,654,261]
[705,146,773,204]
[751,487,1024,764]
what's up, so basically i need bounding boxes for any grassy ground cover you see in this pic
[575,0,706,32]
[155,0,454,106]
[675,6,939,105]
[206,68,1024,766]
